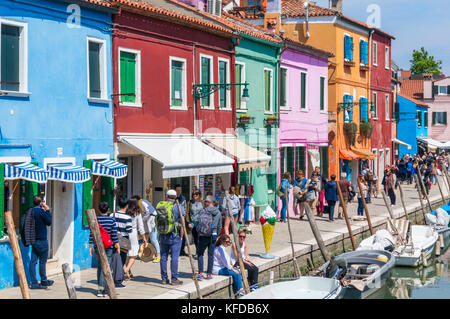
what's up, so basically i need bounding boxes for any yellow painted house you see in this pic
[234,0,375,183]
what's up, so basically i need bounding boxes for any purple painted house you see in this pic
[278,39,333,216]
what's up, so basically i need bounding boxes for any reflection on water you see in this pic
[368,232,450,299]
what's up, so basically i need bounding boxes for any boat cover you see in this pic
[426,208,450,227]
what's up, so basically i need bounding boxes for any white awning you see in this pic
[392,138,412,150]
[417,137,447,150]
[203,136,271,171]
[118,135,234,178]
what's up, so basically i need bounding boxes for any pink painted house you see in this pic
[278,39,333,216]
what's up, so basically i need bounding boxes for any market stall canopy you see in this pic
[47,164,91,183]
[4,162,48,183]
[339,149,359,160]
[392,138,412,150]
[203,136,271,171]
[350,146,376,160]
[91,159,128,179]
[417,137,447,150]
[118,135,234,178]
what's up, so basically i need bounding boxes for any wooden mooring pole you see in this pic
[442,165,450,198]
[435,174,446,204]
[414,175,427,219]
[381,190,395,219]
[397,183,409,220]
[62,263,77,299]
[175,200,202,299]
[4,211,30,299]
[336,181,356,250]
[286,207,301,277]
[85,209,117,299]
[304,203,330,262]
[357,179,374,235]
[416,169,433,212]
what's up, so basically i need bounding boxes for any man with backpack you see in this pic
[26,196,52,289]
[156,189,185,286]
[89,202,120,297]
[192,195,222,280]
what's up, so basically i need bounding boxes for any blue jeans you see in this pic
[280,197,287,221]
[96,247,114,290]
[150,230,160,254]
[327,200,336,221]
[431,174,437,184]
[197,235,215,274]
[357,198,364,216]
[160,233,182,281]
[29,240,49,285]
[218,267,243,292]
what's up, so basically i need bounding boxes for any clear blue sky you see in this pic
[314,0,450,75]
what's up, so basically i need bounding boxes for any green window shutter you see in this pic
[320,147,329,179]
[88,42,101,99]
[120,51,136,104]
[424,112,428,127]
[301,73,306,109]
[280,68,287,107]
[235,64,242,110]
[0,163,4,238]
[82,160,92,227]
[219,61,227,107]
[417,111,422,127]
[320,77,325,111]
[444,112,447,125]
[264,70,271,112]
[433,85,439,95]
[447,86,450,95]
[286,147,295,178]
[295,146,306,173]
[101,176,114,212]
[432,112,436,125]
[201,57,210,106]
[171,60,183,106]
[1,25,20,92]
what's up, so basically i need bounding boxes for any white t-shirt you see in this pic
[230,242,247,265]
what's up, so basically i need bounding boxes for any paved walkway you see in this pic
[0,176,448,299]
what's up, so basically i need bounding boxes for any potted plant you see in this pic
[265,115,278,126]
[239,114,252,124]
[343,122,358,146]
[359,118,373,139]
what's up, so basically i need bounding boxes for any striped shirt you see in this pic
[111,211,132,238]
[89,215,119,245]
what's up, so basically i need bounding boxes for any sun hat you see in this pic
[138,243,156,262]
[166,189,177,197]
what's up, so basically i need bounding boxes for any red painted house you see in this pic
[369,28,395,183]
[111,0,239,203]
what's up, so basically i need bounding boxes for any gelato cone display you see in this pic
[259,205,277,259]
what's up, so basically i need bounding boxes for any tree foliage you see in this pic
[410,47,442,75]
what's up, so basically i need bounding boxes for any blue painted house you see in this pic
[396,94,429,158]
[0,0,116,290]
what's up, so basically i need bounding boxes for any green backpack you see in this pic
[155,201,178,235]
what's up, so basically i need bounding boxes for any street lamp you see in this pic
[193,82,250,101]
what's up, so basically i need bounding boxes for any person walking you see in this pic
[278,172,291,223]
[192,195,221,280]
[187,190,204,260]
[123,199,147,279]
[386,168,397,206]
[305,172,320,216]
[431,161,438,185]
[356,175,368,216]
[213,234,244,296]
[231,229,259,290]
[28,196,53,289]
[293,170,308,219]
[157,189,185,286]
[174,184,189,257]
[337,178,352,219]
[89,202,120,297]
[324,175,339,221]
[221,186,241,234]
[314,167,326,216]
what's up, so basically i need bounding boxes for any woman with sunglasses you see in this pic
[213,234,245,296]
[231,230,259,290]
[187,190,204,258]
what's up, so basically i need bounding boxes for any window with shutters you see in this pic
[280,67,288,110]
[344,34,353,61]
[385,46,389,69]
[0,19,28,94]
[360,39,368,65]
[417,110,422,127]
[170,57,186,109]
[439,86,448,95]
[320,76,326,111]
[385,94,390,121]
[264,68,273,113]
[424,111,428,127]
[300,71,307,110]
[372,42,378,66]
[432,112,447,126]
[207,0,222,17]
[200,54,214,109]
[344,94,353,122]
[372,92,377,119]
[218,58,230,109]
[280,147,295,178]
[119,48,141,107]
[88,38,107,101]
[360,97,368,122]
[235,62,246,111]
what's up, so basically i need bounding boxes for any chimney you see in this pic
[331,0,342,13]
[423,73,433,100]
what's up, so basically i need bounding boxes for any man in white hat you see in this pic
[156,189,185,286]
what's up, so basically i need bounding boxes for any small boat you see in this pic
[426,201,450,238]
[322,250,395,299]
[240,277,343,299]
[358,220,439,267]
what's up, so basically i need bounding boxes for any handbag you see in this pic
[114,212,132,252]
[276,185,286,198]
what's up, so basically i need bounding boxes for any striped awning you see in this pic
[91,159,128,179]
[4,162,48,183]
[47,164,91,183]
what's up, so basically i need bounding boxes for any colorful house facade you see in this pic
[0,0,115,289]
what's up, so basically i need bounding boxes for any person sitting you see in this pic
[231,229,259,290]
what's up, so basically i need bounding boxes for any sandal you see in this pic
[197,273,205,280]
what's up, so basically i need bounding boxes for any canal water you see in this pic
[368,231,450,299]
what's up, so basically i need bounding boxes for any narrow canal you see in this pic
[368,232,450,299]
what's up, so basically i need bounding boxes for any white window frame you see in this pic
[235,61,247,112]
[280,66,289,110]
[359,37,367,66]
[217,57,231,110]
[320,75,327,113]
[0,18,29,97]
[169,56,187,110]
[385,148,391,166]
[343,32,352,62]
[264,67,274,114]
[199,53,214,110]
[372,92,378,120]
[87,37,108,103]
[384,46,390,70]
[372,41,378,66]
[300,70,308,111]
[439,85,447,95]
[385,94,390,121]
[371,148,378,177]
[118,47,142,108]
